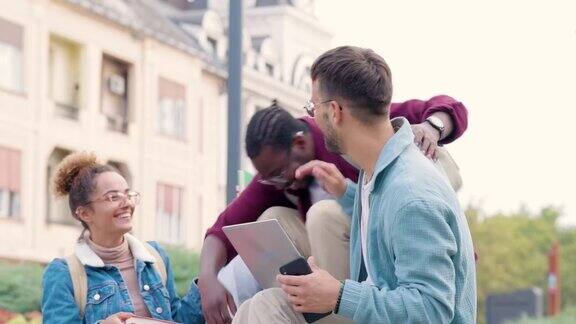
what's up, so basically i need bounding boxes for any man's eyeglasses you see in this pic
[88,190,141,205]
[303,99,334,117]
[257,151,292,186]
[256,131,305,186]
[257,172,290,186]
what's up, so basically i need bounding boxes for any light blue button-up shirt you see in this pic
[336,118,477,323]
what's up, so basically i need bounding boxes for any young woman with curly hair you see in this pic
[41,152,203,324]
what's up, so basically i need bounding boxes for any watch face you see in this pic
[428,116,444,129]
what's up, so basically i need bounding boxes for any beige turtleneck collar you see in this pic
[86,235,152,317]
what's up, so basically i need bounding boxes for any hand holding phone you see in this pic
[279,257,332,323]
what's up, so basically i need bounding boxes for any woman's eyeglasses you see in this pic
[88,191,141,205]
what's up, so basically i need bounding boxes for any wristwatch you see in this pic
[425,116,445,139]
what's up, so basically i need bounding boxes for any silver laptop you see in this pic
[222,219,302,289]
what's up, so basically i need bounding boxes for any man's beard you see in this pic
[323,114,343,154]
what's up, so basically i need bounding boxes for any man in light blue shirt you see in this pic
[232,46,476,324]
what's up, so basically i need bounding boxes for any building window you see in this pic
[101,55,130,133]
[0,146,21,219]
[198,98,203,154]
[49,35,81,119]
[265,62,274,77]
[158,77,186,139]
[47,148,75,225]
[164,0,196,10]
[207,37,218,56]
[0,18,24,93]
[156,183,183,244]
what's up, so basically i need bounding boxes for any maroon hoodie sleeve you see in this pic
[205,174,296,260]
[389,95,468,144]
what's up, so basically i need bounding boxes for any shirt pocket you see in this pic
[85,282,117,323]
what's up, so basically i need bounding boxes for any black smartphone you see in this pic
[279,257,332,323]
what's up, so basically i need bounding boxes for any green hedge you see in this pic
[0,261,44,313]
[164,245,200,296]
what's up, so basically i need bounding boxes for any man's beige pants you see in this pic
[232,200,354,324]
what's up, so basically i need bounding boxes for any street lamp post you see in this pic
[226,0,243,203]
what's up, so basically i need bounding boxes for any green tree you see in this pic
[466,205,575,323]
[558,227,576,307]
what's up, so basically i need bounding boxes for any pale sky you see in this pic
[315,0,576,225]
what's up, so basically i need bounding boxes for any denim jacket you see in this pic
[41,234,203,324]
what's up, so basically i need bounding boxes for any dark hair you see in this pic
[52,152,115,239]
[311,46,393,124]
[245,102,307,159]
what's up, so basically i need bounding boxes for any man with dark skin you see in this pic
[231,45,476,324]
[199,95,467,324]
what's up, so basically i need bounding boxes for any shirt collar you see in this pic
[372,117,415,178]
[74,232,156,267]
